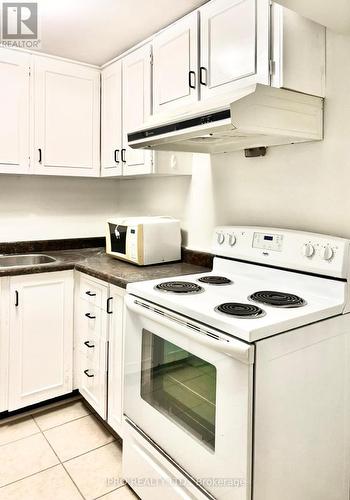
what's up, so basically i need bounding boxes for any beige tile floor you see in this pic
[0,398,138,500]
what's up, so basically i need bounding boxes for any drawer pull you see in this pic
[85,312,96,319]
[86,290,96,297]
[84,369,94,378]
[84,340,95,349]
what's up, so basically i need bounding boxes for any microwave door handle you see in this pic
[125,296,254,365]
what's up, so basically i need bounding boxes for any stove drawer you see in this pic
[123,419,209,500]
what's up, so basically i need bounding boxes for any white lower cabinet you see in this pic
[107,284,125,437]
[76,300,108,419]
[7,271,74,411]
[0,269,125,437]
[75,273,125,433]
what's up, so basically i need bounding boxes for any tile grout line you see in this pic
[0,463,60,490]
[39,409,117,499]
[93,484,127,500]
[0,411,91,449]
[0,401,118,498]
[62,439,117,464]
[40,424,86,499]
[0,429,41,448]
[33,411,92,433]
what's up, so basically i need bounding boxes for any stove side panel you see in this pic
[253,314,350,500]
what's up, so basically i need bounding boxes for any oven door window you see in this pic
[109,224,127,254]
[141,329,217,451]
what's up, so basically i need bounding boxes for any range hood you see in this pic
[128,84,323,154]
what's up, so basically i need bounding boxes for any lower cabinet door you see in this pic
[8,271,74,411]
[107,285,125,436]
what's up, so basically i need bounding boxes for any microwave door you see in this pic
[109,223,127,255]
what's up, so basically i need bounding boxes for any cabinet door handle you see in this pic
[114,149,120,164]
[188,70,196,89]
[84,340,95,349]
[121,148,126,163]
[15,291,19,307]
[85,312,96,319]
[38,148,42,163]
[85,290,96,297]
[199,66,207,86]
[107,297,113,314]
[84,369,94,378]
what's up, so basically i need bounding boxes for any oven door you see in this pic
[124,295,254,500]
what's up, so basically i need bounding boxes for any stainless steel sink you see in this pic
[0,254,56,268]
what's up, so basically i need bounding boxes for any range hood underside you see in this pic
[128,85,324,155]
[134,124,320,154]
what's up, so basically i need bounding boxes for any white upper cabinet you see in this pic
[33,56,100,177]
[122,45,153,175]
[199,0,270,100]
[153,11,199,114]
[101,60,123,177]
[8,271,74,411]
[0,49,30,175]
[271,3,326,97]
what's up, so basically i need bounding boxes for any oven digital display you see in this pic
[253,232,283,252]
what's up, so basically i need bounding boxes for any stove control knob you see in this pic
[228,233,236,247]
[302,243,315,258]
[216,232,225,245]
[321,246,334,261]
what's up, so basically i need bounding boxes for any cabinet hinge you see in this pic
[28,67,31,77]
[149,48,153,65]
[269,60,275,76]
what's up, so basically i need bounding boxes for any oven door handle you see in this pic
[126,296,254,364]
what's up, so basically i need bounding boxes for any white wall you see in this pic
[0,175,119,242]
[1,31,349,250]
[113,30,350,252]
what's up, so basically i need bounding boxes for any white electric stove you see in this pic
[123,227,350,500]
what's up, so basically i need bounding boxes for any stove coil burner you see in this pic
[215,302,265,318]
[155,281,204,294]
[248,290,307,308]
[198,275,233,285]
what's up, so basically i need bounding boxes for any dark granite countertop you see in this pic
[0,247,210,288]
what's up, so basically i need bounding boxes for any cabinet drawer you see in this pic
[79,336,103,367]
[78,302,105,343]
[79,352,107,419]
[79,274,108,310]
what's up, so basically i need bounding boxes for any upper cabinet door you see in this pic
[122,45,153,176]
[33,56,100,177]
[0,49,30,175]
[101,60,123,177]
[153,11,199,114]
[200,0,270,100]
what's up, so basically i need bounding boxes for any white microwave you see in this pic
[106,216,181,266]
